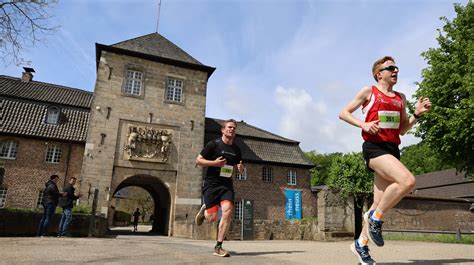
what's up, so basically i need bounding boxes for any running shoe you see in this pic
[213,246,230,257]
[195,204,206,226]
[364,210,384,247]
[350,241,375,264]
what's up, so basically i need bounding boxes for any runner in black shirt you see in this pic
[195,119,244,257]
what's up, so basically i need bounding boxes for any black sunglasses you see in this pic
[379,65,399,72]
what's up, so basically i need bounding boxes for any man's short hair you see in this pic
[221,119,237,129]
[50,174,59,180]
[372,56,395,81]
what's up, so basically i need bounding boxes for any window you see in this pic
[124,70,143,96]
[166,77,184,102]
[0,188,7,208]
[0,140,17,159]
[234,200,243,220]
[45,145,61,163]
[287,170,297,185]
[262,167,273,183]
[37,190,44,208]
[236,167,247,180]
[46,107,60,124]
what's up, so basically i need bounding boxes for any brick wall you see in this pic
[1,136,84,208]
[233,164,317,220]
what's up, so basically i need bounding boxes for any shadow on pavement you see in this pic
[105,227,161,238]
[231,250,306,256]
[378,259,474,265]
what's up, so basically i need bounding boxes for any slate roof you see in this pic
[112,33,203,65]
[96,33,215,78]
[413,169,474,198]
[1,76,91,142]
[205,118,314,168]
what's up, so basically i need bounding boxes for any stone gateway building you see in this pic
[1,33,315,238]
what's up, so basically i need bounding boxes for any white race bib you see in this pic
[220,165,234,178]
[378,111,400,129]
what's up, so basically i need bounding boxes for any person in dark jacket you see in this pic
[37,174,65,237]
[58,177,82,237]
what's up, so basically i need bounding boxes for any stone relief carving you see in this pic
[124,126,173,162]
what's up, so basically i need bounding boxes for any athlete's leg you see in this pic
[205,205,219,223]
[369,154,415,212]
[217,200,234,242]
[359,174,391,239]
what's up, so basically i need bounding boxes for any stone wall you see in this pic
[0,136,84,209]
[0,210,107,237]
[385,196,474,233]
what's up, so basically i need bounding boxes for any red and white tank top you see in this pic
[361,86,404,145]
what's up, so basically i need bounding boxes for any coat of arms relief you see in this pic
[124,126,173,162]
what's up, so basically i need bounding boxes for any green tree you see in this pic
[326,152,372,199]
[304,151,342,186]
[415,2,473,176]
[0,0,58,66]
[400,142,453,175]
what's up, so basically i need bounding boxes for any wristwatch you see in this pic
[413,113,421,119]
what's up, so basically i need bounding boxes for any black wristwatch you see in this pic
[413,113,421,119]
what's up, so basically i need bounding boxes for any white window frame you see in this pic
[234,200,243,220]
[236,167,247,180]
[124,70,143,96]
[46,107,60,124]
[262,166,273,183]
[45,145,61,163]
[166,77,184,102]
[287,170,297,185]
[0,188,7,208]
[0,140,17,159]
[37,190,44,208]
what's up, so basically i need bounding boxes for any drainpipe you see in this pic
[63,142,73,189]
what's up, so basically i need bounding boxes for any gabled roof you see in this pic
[96,33,215,78]
[112,33,203,65]
[413,168,474,198]
[205,118,314,168]
[0,76,93,108]
[1,76,91,142]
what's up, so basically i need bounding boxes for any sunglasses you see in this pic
[379,65,399,72]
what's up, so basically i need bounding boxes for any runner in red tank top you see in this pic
[339,56,431,264]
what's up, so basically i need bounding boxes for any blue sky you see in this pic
[2,0,467,153]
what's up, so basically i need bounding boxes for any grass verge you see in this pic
[385,232,474,244]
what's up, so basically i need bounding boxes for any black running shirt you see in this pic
[200,138,242,187]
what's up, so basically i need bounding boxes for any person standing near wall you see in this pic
[339,56,431,264]
[195,119,245,257]
[58,177,82,237]
[37,174,66,237]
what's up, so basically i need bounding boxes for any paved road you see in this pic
[1,226,473,264]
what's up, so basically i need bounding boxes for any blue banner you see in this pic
[285,189,302,220]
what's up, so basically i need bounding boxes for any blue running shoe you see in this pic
[364,210,384,247]
[350,241,375,264]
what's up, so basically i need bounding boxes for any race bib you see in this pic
[378,111,400,129]
[220,165,234,178]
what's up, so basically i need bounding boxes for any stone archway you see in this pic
[112,174,171,235]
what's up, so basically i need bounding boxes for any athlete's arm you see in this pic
[339,86,379,134]
[196,155,226,168]
[399,95,431,135]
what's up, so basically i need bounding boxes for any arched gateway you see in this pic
[113,175,171,235]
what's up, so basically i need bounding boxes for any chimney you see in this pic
[21,67,35,82]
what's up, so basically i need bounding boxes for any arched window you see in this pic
[46,107,61,124]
